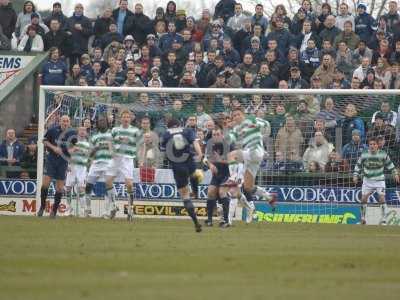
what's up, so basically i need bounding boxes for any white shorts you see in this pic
[362,178,386,196]
[66,165,87,187]
[87,161,109,185]
[229,163,244,187]
[239,147,264,178]
[106,155,134,180]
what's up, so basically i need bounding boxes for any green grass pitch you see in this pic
[1,216,400,300]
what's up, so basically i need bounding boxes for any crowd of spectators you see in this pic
[1,0,400,179]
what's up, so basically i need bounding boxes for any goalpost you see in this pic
[37,86,400,224]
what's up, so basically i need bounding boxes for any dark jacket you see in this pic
[43,30,72,57]
[253,73,278,88]
[266,29,292,55]
[0,2,17,39]
[214,0,236,23]
[293,32,321,49]
[66,14,93,55]
[101,32,124,49]
[300,48,320,81]
[41,59,68,86]
[126,13,152,46]
[342,141,367,170]
[355,12,375,42]
[319,26,341,45]
[160,62,182,87]
[0,26,11,50]
[112,8,134,36]
[0,140,24,166]
[44,12,68,31]
[93,16,115,47]
[342,116,366,146]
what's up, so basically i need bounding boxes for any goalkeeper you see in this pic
[161,119,203,232]
[353,137,400,225]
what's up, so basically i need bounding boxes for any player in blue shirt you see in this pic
[203,127,233,227]
[37,115,77,218]
[161,119,203,232]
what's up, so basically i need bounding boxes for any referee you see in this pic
[37,115,77,218]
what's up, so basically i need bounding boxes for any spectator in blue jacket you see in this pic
[251,3,268,34]
[341,129,367,170]
[0,129,24,166]
[159,22,183,52]
[41,47,67,85]
[341,103,366,146]
[299,38,320,82]
[266,16,291,55]
[221,38,240,67]
[355,3,375,42]
[112,0,133,35]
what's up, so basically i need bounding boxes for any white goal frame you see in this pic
[37,86,400,204]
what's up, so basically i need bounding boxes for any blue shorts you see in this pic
[44,157,68,181]
[210,167,229,187]
[172,161,196,189]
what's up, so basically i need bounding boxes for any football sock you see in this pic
[40,187,48,210]
[238,193,251,210]
[381,203,387,220]
[229,198,238,224]
[85,183,93,195]
[361,203,367,220]
[184,199,198,225]
[190,176,199,197]
[206,198,216,221]
[66,189,72,206]
[243,189,254,204]
[52,192,63,215]
[79,192,85,211]
[220,197,230,223]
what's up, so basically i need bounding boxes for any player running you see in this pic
[65,126,90,217]
[37,115,77,218]
[353,137,400,225]
[85,116,113,218]
[203,127,232,228]
[226,108,276,223]
[161,118,203,232]
[105,110,140,221]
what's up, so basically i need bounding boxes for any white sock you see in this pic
[381,203,387,220]
[85,193,91,212]
[104,195,111,215]
[229,198,238,224]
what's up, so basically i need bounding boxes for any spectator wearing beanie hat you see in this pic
[44,2,68,31]
[20,12,49,39]
[355,3,375,42]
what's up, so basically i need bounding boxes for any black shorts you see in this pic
[44,157,68,181]
[210,167,230,187]
[172,161,196,189]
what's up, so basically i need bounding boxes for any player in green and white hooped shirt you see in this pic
[353,137,400,225]
[105,110,141,221]
[65,127,90,217]
[86,116,113,217]
[226,108,276,223]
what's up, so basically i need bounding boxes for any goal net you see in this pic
[37,86,400,224]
